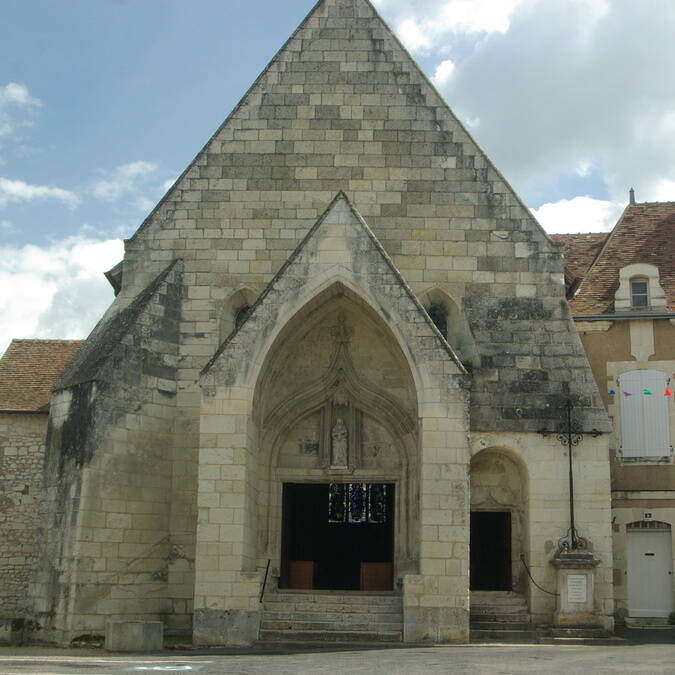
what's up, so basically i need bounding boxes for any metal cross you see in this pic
[538,399,603,551]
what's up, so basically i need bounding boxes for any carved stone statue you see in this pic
[331,417,349,468]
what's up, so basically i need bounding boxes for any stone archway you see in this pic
[470,449,528,593]
[252,284,419,590]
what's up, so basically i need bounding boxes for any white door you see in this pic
[627,529,674,617]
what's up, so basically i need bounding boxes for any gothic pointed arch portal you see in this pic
[253,283,419,591]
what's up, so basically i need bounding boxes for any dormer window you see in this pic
[614,263,666,312]
[630,279,649,308]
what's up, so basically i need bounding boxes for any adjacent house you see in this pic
[0,340,83,615]
[554,196,675,624]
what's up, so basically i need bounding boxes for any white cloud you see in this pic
[531,196,625,234]
[653,179,675,202]
[161,177,177,194]
[432,59,455,87]
[397,18,432,52]
[92,160,158,202]
[434,0,675,204]
[376,0,529,53]
[0,82,40,138]
[0,236,124,355]
[0,177,79,208]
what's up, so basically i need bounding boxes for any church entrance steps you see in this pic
[469,591,540,643]
[258,590,403,644]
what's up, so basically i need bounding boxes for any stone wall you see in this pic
[0,413,47,616]
[30,262,186,644]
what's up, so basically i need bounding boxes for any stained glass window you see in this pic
[328,483,347,523]
[328,483,387,524]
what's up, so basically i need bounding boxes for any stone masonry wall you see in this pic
[30,262,186,644]
[0,413,47,616]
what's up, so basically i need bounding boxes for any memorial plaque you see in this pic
[567,574,587,603]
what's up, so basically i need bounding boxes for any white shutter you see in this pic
[641,370,670,456]
[620,371,645,457]
[620,370,670,458]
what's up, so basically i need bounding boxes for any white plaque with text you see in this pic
[567,574,587,603]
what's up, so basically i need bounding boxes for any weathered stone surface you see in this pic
[0,414,46,614]
[104,620,164,652]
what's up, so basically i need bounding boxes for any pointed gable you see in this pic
[120,0,606,435]
[202,192,465,388]
[125,0,553,290]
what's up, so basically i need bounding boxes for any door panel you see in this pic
[627,529,674,617]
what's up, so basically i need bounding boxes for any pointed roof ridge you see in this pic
[202,190,467,376]
[56,259,181,391]
[128,0,328,243]
[129,0,553,246]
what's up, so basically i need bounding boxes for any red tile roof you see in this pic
[0,339,84,412]
[559,202,675,315]
[551,233,607,298]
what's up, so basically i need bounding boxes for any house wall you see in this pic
[0,413,47,615]
[579,317,675,620]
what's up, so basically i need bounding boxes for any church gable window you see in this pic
[619,369,671,458]
[427,304,448,339]
[234,304,251,329]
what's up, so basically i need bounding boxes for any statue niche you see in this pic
[330,417,349,469]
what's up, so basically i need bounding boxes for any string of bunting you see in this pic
[608,388,673,396]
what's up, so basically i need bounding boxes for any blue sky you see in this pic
[2,0,675,352]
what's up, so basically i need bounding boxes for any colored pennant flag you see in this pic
[666,388,673,397]
[623,391,633,396]
[608,390,616,395]
[643,389,653,395]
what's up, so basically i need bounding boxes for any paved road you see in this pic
[1,642,675,675]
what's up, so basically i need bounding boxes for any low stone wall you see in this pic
[0,413,47,615]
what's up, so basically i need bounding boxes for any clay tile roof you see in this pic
[551,233,608,296]
[0,339,84,412]
[566,202,675,315]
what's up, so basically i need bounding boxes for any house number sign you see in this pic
[567,574,587,603]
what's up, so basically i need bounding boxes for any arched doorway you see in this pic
[470,449,528,592]
[253,284,419,591]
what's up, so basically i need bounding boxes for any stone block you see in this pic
[105,621,164,652]
[0,619,24,646]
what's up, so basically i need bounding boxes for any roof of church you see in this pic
[0,339,84,412]
[560,202,675,315]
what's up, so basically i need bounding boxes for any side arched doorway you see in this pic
[470,449,528,593]
[253,285,419,592]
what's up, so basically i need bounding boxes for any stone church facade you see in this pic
[3,0,616,646]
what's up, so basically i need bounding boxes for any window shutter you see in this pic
[620,370,670,458]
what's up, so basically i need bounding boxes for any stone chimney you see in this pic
[629,187,636,205]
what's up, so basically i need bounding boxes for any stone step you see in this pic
[470,607,530,617]
[259,629,402,643]
[265,592,401,603]
[624,617,671,628]
[261,619,403,632]
[538,636,626,646]
[470,594,528,607]
[262,611,402,624]
[263,600,401,613]
[470,629,542,643]
[550,627,610,639]
[470,621,533,631]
